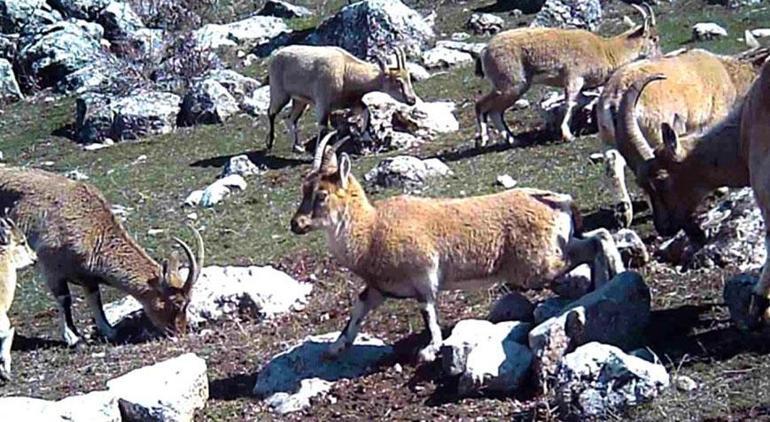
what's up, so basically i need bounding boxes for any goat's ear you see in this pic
[658,123,681,162]
[338,153,351,189]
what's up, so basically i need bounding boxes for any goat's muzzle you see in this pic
[291,215,313,235]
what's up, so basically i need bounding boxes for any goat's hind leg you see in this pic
[286,99,310,153]
[748,234,770,329]
[326,287,385,359]
[45,274,81,347]
[0,312,13,380]
[83,282,118,342]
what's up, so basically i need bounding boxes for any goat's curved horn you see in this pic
[631,4,647,20]
[173,226,204,295]
[616,73,666,162]
[313,130,338,170]
[396,47,406,69]
[644,3,656,26]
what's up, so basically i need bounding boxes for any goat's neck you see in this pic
[677,118,750,189]
[344,61,384,98]
[604,32,643,69]
[325,177,375,270]
[90,229,162,299]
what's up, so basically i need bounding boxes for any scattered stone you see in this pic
[451,32,470,41]
[253,332,392,414]
[364,156,452,190]
[305,0,435,60]
[75,90,181,143]
[534,297,573,325]
[514,98,530,109]
[531,0,603,31]
[184,174,247,208]
[496,174,518,189]
[539,89,601,136]
[106,265,312,329]
[727,0,762,9]
[49,0,111,20]
[64,169,89,181]
[466,13,504,35]
[557,342,669,418]
[55,391,121,422]
[751,28,770,39]
[441,319,532,395]
[204,69,260,106]
[241,85,271,116]
[692,22,728,41]
[97,1,144,40]
[421,46,474,70]
[529,271,651,377]
[724,273,759,331]
[673,375,698,392]
[0,58,22,101]
[222,155,262,177]
[180,79,240,125]
[613,229,649,267]
[193,15,289,52]
[405,62,430,81]
[107,353,208,422]
[657,188,765,271]
[435,40,487,56]
[257,0,312,19]
[488,291,534,323]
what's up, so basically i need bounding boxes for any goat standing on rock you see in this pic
[0,217,36,381]
[0,167,204,346]
[265,45,417,153]
[475,4,660,146]
[290,132,624,362]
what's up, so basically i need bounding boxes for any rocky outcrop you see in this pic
[0,0,62,34]
[466,13,504,35]
[530,0,602,31]
[97,1,145,40]
[193,15,289,53]
[180,79,240,125]
[0,58,21,101]
[305,0,435,60]
[258,0,312,19]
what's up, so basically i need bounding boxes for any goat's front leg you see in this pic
[84,284,118,342]
[561,76,585,142]
[326,286,384,359]
[0,312,13,381]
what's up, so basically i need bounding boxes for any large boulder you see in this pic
[557,342,670,418]
[0,392,120,421]
[364,155,452,191]
[441,319,533,395]
[657,188,764,270]
[692,22,728,41]
[529,271,651,378]
[531,0,602,31]
[107,353,208,422]
[421,46,473,70]
[193,15,289,53]
[434,40,487,57]
[97,1,145,40]
[180,79,240,125]
[105,265,312,330]
[257,0,312,19]
[16,20,115,93]
[75,90,180,143]
[466,13,504,35]
[253,332,393,414]
[488,291,535,323]
[0,58,21,101]
[49,0,111,20]
[305,0,435,60]
[0,0,62,34]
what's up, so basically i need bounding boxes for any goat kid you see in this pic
[475,4,659,146]
[290,132,624,362]
[0,167,204,346]
[0,217,36,381]
[266,46,417,153]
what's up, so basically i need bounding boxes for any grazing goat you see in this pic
[597,44,768,227]
[0,217,36,381]
[0,167,204,346]
[615,60,770,326]
[290,132,624,362]
[266,45,417,153]
[475,4,659,146]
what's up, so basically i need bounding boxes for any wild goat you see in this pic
[266,45,417,153]
[0,217,36,381]
[597,42,768,227]
[475,4,659,146]
[0,167,204,346]
[615,60,770,326]
[290,132,624,362]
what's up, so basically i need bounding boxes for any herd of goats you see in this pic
[0,2,769,392]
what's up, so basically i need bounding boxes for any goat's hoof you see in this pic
[417,345,439,363]
[747,294,770,330]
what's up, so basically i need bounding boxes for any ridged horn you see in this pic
[616,73,666,162]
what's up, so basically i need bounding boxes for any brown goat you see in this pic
[266,46,417,153]
[475,4,660,146]
[0,167,204,346]
[615,60,770,327]
[290,132,624,362]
